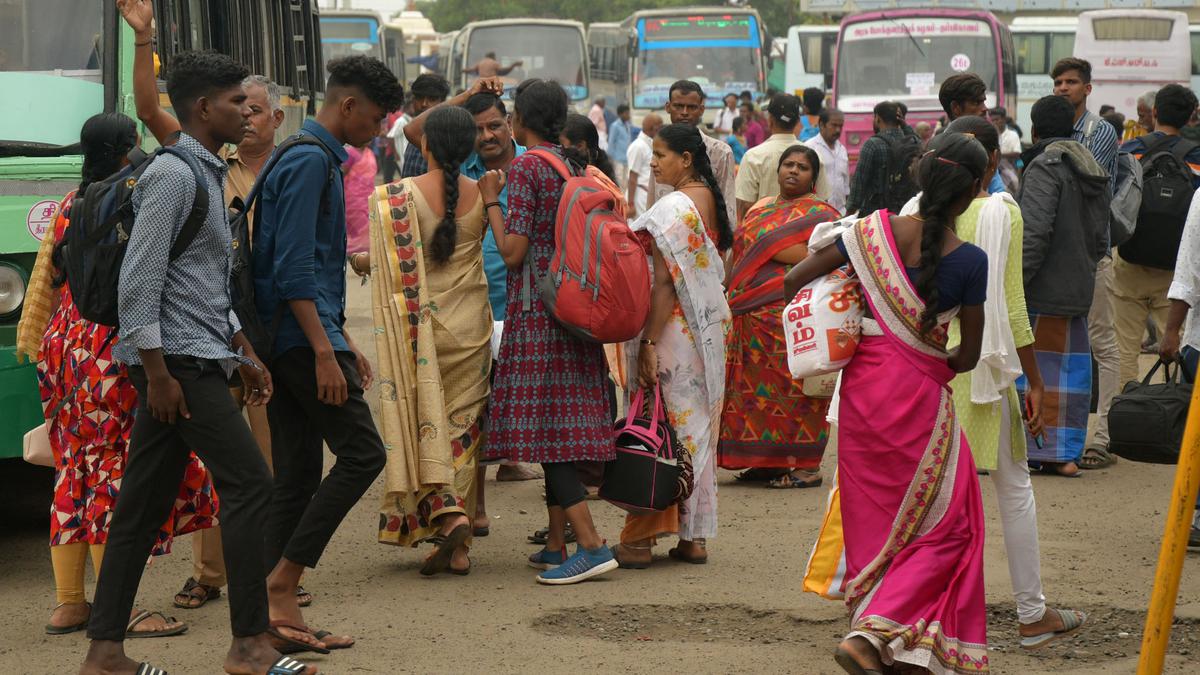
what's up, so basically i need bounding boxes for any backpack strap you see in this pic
[525,146,575,181]
[159,146,210,261]
[242,134,340,219]
[1170,138,1199,164]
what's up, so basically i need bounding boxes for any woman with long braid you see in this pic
[787,132,991,674]
[613,123,732,569]
[366,106,491,576]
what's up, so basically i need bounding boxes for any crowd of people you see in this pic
[11,2,1200,673]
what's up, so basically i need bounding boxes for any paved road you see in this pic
[2,275,1199,674]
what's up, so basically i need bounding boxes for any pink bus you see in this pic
[832,9,1017,168]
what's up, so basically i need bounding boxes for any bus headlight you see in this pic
[0,263,28,318]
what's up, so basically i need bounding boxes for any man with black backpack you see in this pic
[78,51,311,675]
[1113,84,1200,387]
[847,100,919,217]
[251,55,402,652]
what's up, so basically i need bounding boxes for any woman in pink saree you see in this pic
[343,144,377,254]
[785,133,992,674]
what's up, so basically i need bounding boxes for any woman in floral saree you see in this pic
[718,145,839,488]
[367,107,491,576]
[786,133,992,674]
[612,124,732,568]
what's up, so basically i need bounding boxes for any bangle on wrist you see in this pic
[484,201,502,211]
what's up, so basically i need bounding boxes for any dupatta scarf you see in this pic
[813,211,989,674]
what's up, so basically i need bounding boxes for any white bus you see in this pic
[784,25,837,96]
[1073,9,1191,120]
[1191,24,1200,94]
[1010,16,1077,140]
[443,19,589,104]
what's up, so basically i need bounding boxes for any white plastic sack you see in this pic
[784,266,864,379]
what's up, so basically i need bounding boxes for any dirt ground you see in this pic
[3,277,1200,674]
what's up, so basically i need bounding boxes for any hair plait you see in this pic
[424,107,478,264]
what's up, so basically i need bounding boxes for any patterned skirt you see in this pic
[485,308,614,464]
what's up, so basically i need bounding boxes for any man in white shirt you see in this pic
[626,113,662,217]
[713,93,739,136]
[991,107,1022,161]
[804,108,849,214]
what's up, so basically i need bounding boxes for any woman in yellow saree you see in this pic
[367,106,492,576]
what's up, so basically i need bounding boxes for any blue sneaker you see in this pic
[528,546,568,570]
[536,544,619,585]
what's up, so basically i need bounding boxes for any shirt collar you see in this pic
[1074,109,1097,132]
[300,119,350,163]
[176,133,227,173]
[768,133,797,142]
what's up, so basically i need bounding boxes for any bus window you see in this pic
[466,25,586,100]
[797,34,826,74]
[1015,34,1046,75]
[0,0,104,76]
[1049,34,1074,69]
[320,16,381,81]
[1091,18,1175,41]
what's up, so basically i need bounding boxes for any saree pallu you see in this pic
[622,192,731,542]
[369,180,491,547]
[1017,314,1091,464]
[806,211,989,674]
[718,196,838,470]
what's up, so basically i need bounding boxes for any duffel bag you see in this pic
[1108,359,1194,464]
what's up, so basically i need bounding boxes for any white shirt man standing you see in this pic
[804,108,849,214]
[713,93,739,136]
[626,113,662,217]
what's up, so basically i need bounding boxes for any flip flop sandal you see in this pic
[473,526,490,537]
[1079,448,1117,470]
[611,544,652,569]
[136,663,169,675]
[735,468,786,482]
[45,602,90,635]
[174,577,221,609]
[833,647,883,675]
[449,556,472,576]
[1020,608,1088,650]
[268,620,330,655]
[668,547,708,565]
[126,610,188,639]
[767,473,824,489]
[312,629,355,649]
[421,523,471,576]
[268,655,313,675]
[527,525,576,545]
[295,585,313,608]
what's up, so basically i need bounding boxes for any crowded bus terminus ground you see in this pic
[0,0,323,460]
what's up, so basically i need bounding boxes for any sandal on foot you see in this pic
[1080,447,1117,470]
[611,544,652,569]
[473,525,490,537]
[833,647,883,675]
[734,468,787,482]
[449,557,472,576]
[268,655,314,675]
[668,546,708,565]
[136,663,169,675]
[527,524,576,545]
[126,610,187,639]
[312,629,354,650]
[767,473,823,489]
[295,585,312,608]
[174,577,221,609]
[268,620,330,655]
[45,601,90,635]
[421,523,470,576]
[1020,608,1087,650]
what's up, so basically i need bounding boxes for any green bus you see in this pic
[0,0,324,459]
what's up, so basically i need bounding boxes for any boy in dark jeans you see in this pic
[252,55,403,651]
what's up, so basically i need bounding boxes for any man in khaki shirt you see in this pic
[648,80,737,228]
[735,94,802,223]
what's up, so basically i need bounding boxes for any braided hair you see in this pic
[424,106,479,264]
[912,132,988,336]
[561,112,617,181]
[656,123,733,252]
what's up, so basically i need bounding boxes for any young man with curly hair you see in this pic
[252,54,403,654]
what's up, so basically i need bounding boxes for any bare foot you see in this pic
[838,636,883,672]
[496,463,542,481]
[223,633,318,674]
[79,640,141,675]
[48,601,90,630]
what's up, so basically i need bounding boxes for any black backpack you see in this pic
[228,134,339,360]
[1117,134,1198,270]
[63,146,208,327]
[879,132,922,215]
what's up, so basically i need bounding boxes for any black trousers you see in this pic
[265,348,385,569]
[543,461,588,509]
[88,357,272,640]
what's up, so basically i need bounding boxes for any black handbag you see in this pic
[600,386,692,514]
[1108,359,1194,464]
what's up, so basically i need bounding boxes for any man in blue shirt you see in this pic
[253,55,402,651]
[607,103,636,185]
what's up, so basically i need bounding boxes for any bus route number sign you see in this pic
[27,200,58,242]
[951,54,971,72]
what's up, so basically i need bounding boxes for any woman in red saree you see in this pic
[718,145,840,488]
[786,133,992,674]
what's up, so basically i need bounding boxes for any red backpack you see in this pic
[521,148,650,343]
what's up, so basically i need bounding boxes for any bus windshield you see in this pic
[0,0,105,146]
[836,17,997,113]
[634,46,761,109]
[319,16,381,81]
[466,25,586,100]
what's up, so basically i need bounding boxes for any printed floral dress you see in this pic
[37,197,217,553]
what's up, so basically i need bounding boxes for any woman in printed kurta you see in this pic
[718,145,839,488]
[614,124,732,569]
[16,113,216,636]
[369,107,491,576]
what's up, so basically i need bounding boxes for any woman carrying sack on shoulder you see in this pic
[611,123,732,569]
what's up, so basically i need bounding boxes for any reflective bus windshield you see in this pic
[319,17,380,81]
[634,14,761,109]
[836,17,997,113]
[466,25,586,100]
[0,0,105,146]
